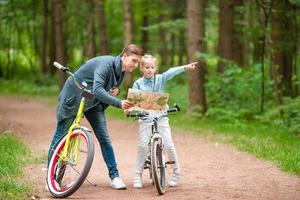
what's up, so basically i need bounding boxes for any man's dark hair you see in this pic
[121,44,145,56]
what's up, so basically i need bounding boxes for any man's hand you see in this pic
[184,61,198,71]
[109,86,119,96]
[121,100,134,110]
[123,109,129,115]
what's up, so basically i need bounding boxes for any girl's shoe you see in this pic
[169,169,180,187]
[133,176,143,188]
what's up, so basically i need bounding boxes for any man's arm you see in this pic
[93,65,122,108]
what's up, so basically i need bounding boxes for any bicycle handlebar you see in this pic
[127,111,149,118]
[127,104,181,118]
[53,61,64,70]
[53,61,94,100]
[53,61,71,72]
[166,104,181,113]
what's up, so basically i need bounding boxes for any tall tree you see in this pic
[218,0,247,71]
[178,0,187,67]
[178,31,186,66]
[97,0,109,54]
[270,0,296,100]
[157,0,168,68]
[140,0,149,52]
[53,0,67,88]
[217,0,234,72]
[187,0,207,113]
[256,0,274,112]
[31,0,38,71]
[49,0,56,75]
[251,1,264,64]
[169,0,186,67]
[123,0,133,90]
[232,0,247,67]
[40,0,49,75]
[86,0,96,58]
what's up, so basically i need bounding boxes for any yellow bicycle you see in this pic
[46,62,95,198]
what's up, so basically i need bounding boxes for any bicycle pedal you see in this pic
[166,161,175,164]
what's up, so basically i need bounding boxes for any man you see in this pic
[48,44,144,189]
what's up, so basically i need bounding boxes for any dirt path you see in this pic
[0,95,300,200]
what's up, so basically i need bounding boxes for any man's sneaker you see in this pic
[169,169,180,187]
[133,176,143,188]
[111,177,127,190]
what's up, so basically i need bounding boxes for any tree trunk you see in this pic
[187,0,207,114]
[140,0,149,52]
[170,33,175,66]
[49,0,56,75]
[270,0,295,99]
[232,0,247,67]
[40,0,49,75]
[178,31,185,66]
[280,1,295,97]
[53,0,67,88]
[123,0,133,90]
[86,0,96,58]
[31,0,39,72]
[97,0,109,55]
[252,4,264,64]
[170,9,182,67]
[217,0,234,73]
[158,1,168,69]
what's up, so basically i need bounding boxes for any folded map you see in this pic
[127,88,169,111]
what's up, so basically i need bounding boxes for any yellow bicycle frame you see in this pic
[61,97,85,161]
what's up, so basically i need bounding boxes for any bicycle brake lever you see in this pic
[63,67,71,72]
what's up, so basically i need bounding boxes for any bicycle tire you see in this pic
[47,128,94,198]
[151,138,166,195]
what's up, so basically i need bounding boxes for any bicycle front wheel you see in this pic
[151,138,166,195]
[47,128,94,198]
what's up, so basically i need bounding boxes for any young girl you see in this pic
[132,54,197,188]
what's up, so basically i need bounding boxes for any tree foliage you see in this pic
[0,0,300,133]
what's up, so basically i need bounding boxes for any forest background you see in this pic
[1,0,300,177]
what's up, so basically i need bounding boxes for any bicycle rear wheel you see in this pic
[151,138,166,195]
[47,128,94,198]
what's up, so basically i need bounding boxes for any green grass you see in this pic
[106,107,300,176]
[0,132,32,200]
[0,79,59,98]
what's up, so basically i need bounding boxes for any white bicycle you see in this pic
[127,104,180,195]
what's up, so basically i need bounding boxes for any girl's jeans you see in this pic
[48,107,119,180]
[135,117,180,175]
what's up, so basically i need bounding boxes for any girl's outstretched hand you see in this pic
[184,61,198,71]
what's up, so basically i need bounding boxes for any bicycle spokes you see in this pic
[151,139,166,195]
[48,132,91,194]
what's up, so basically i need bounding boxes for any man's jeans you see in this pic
[48,108,119,179]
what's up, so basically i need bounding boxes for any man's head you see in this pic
[140,54,158,79]
[121,44,145,72]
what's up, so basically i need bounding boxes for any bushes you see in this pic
[256,97,300,134]
[165,61,300,134]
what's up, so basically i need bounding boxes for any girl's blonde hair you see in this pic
[140,54,158,68]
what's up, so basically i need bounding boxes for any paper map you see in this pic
[127,88,169,111]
